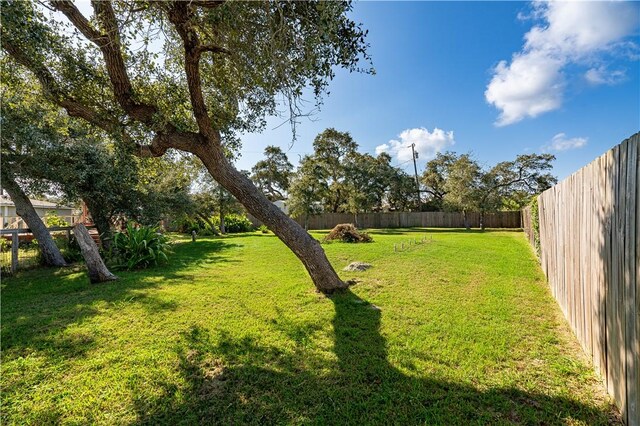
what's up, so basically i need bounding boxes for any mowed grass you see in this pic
[1,229,618,425]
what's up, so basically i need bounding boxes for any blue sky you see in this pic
[237,1,640,180]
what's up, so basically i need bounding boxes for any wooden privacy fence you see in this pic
[527,133,638,425]
[521,205,536,249]
[285,211,521,230]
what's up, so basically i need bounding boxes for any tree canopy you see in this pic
[251,146,293,202]
[2,0,372,293]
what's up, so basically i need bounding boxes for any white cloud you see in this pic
[585,66,626,85]
[375,127,455,164]
[544,133,588,152]
[486,1,640,126]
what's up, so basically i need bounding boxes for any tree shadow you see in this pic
[133,290,617,425]
[363,228,522,236]
[1,238,240,366]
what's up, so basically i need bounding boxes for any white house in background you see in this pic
[0,195,76,229]
[273,199,289,215]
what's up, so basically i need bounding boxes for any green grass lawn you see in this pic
[1,229,618,425]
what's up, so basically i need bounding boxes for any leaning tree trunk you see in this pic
[196,144,347,293]
[74,223,117,283]
[1,171,67,267]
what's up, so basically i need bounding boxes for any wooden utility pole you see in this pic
[410,143,421,210]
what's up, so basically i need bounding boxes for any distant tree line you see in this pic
[248,128,557,229]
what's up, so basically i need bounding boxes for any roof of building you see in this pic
[0,196,73,210]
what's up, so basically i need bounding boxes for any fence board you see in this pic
[624,138,638,423]
[531,133,639,425]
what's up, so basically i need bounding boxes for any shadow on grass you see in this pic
[364,228,523,235]
[0,239,240,366]
[133,290,616,425]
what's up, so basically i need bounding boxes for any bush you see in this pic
[44,211,69,228]
[222,214,253,233]
[323,223,372,243]
[258,224,269,234]
[54,235,83,263]
[110,223,172,270]
[171,216,203,234]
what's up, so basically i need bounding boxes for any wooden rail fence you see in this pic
[524,133,638,425]
[0,225,97,274]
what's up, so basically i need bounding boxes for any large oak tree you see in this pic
[1,1,371,293]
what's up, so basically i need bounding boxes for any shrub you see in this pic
[222,214,253,233]
[110,223,172,270]
[44,211,69,228]
[54,235,83,263]
[258,224,269,234]
[323,223,372,243]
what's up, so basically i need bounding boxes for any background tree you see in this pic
[421,152,459,211]
[443,154,482,229]
[476,154,556,229]
[387,170,420,212]
[251,146,293,202]
[192,170,244,234]
[310,128,359,213]
[343,152,400,221]
[2,1,371,293]
[287,156,325,230]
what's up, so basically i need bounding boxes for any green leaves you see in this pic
[109,222,172,270]
[251,146,294,202]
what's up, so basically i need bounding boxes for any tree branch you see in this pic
[168,2,219,142]
[137,129,204,158]
[51,0,159,125]
[50,0,106,43]
[189,1,226,9]
[1,39,118,134]
[197,44,231,55]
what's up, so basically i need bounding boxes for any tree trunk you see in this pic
[463,210,470,230]
[1,171,67,267]
[82,198,113,250]
[196,144,347,293]
[74,223,117,283]
[480,211,485,231]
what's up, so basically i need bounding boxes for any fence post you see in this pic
[11,231,18,274]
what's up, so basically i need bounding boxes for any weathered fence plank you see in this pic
[531,133,639,425]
